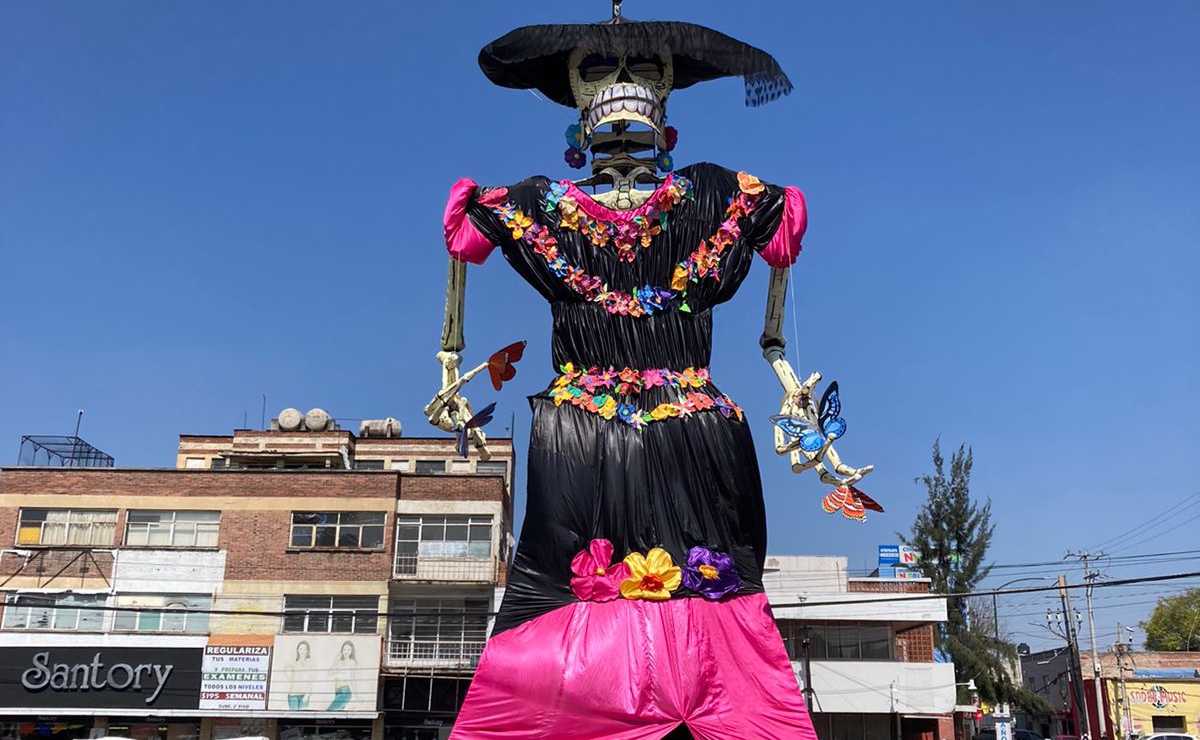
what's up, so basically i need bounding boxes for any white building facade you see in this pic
[765,555,957,740]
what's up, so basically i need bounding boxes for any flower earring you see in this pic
[565,122,590,169]
[656,125,678,172]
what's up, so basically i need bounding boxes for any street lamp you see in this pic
[993,577,1054,645]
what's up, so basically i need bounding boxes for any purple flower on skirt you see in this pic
[682,546,741,600]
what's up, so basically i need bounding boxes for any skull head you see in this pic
[569,45,674,139]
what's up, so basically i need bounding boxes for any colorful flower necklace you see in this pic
[491,172,766,317]
[542,175,693,263]
[549,362,744,430]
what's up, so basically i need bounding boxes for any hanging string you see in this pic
[788,264,801,356]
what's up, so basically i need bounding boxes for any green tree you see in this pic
[901,441,1046,713]
[1142,588,1200,651]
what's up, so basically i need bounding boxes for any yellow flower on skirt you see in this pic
[620,548,682,601]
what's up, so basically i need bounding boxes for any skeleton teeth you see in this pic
[582,83,666,133]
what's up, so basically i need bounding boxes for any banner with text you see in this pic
[200,638,272,711]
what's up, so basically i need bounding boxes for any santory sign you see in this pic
[0,646,202,710]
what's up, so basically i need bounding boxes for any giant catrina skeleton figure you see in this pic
[428,3,872,738]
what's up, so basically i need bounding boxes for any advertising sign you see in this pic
[0,646,202,710]
[878,545,900,565]
[268,635,380,712]
[200,640,272,711]
[1110,679,1200,737]
[899,545,920,566]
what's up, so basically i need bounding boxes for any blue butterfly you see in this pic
[769,381,847,453]
[457,402,497,458]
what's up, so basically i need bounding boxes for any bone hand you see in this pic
[472,429,492,461]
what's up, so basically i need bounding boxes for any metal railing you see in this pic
[393,555,496,582]
[386,639,486,669]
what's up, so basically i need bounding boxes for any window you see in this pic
[3,592,106,631]
[778,620,893,661]
[112,594,210,633]
[809,714,891,740]
[276,724,372,740]
[389,460,409,471]
[385,676,472,713]
[210,458,227,469]
[283,595,379,634]
[414,460,446,474]
[290,512,385,549]
[17,508,117,546]
[184,457,206,469]
[1152,717,1187,733]
[389,597,489,664]
[859,624,891,659]
[395,516,491,574]
[475,460,508,477]
[124,510,220,547]
[355,460,385,470]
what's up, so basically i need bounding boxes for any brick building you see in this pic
[1,413,959,740]
[0,411,514,740]
[1023,647,1200,739]
[765,556,957,740]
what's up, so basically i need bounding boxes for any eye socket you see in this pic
[626,54,664,81]
[579,53,620,83]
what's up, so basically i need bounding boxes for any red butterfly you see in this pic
[487,341,527,391]
[821,485,884,523]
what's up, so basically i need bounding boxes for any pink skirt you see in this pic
[449,594,819,740]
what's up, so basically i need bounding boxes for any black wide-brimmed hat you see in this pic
[478,15,793,109]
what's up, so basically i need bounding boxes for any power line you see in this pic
[5,568,1195,620]
[6,547,1200,601]
[1086,490,1200,553]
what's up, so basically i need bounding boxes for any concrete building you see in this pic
[2,412,963,740]
[0,412,514,740]
[1023,647,1200,739]
[765,555,958,740]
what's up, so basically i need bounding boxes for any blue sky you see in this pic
[2,1,1197,651]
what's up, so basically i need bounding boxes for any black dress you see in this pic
[445,162,817,740]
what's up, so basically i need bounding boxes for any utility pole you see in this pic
[1114,623,1133,739]
[1068,552,1108,739]
[800,625,816,710]
[1055,574,1091,739]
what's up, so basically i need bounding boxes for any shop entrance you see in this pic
[0,719,93,740]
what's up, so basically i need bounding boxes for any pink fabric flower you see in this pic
[570,539,630,602]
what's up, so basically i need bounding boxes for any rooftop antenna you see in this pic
[260,394,267,430]
[69,410,83,467]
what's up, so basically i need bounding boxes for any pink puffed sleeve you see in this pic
[758,186,807,269]
[444,177,497,265]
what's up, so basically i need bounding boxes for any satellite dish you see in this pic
[278,408,303,431]
[305,408,332,431]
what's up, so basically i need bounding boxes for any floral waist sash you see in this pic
[547,363,744,429]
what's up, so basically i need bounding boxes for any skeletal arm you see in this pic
[424,257,491,459]
[761,266,872,485]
